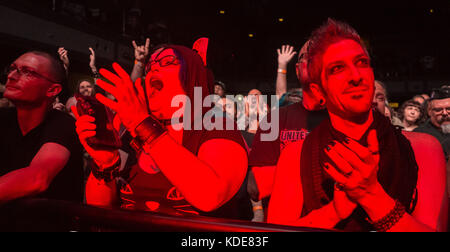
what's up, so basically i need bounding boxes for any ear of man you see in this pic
[47,83,63,100]
[309,83,326,106]
[295,63,301,80]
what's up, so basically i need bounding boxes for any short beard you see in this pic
[441,124,450,134]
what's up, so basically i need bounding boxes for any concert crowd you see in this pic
[0,2,449,232]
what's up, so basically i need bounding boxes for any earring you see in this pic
[319,98,326,106]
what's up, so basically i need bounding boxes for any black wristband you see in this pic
[132,115,167,151]
[91,157,121,183]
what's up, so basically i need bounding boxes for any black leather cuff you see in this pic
[91,157,121,183]
[131,115,167,152]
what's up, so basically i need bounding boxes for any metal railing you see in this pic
[0,198,333,232]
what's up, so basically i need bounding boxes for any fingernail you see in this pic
[325,146,331,152]
[324,164,330,170]
[330,141,337,147]
[343,138,350,144]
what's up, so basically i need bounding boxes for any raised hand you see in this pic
[132,38,151,66]
[58,47,70,71]
[277,45,297,69]
[95,63,149,135]
[323,130,381,203]
[53,97,65,111]
[71,106,119,168]
[89,47,97,72]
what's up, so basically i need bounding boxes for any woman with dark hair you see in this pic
[398,100,425,132]
[71,43,251,220]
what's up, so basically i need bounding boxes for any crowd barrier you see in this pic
[0,198,334,232]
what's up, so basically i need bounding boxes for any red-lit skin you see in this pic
[296,40,326,112]
[0,53,70,205]
[268,40,448,231]
[144,48,188,121]
[74,48,247,212]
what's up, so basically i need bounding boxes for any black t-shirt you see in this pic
[117,118,252,220]
[241,131,256,150]
[0,108,84,203]
[249,102,328,167]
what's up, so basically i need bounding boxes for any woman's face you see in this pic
[404,105,421,124]
[145,48,186,120]
[79,81,94,96]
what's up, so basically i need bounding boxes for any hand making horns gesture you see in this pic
[133,38,151,66]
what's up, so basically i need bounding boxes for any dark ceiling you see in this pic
[3,0,450,95]
[150,0,450,91]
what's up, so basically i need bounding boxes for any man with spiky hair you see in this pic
[269,19,447,232]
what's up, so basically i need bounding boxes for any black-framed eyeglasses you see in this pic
[5,65,58,83]
[145,55,180,74]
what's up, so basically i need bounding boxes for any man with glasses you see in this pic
[0,51,83,213]
[415,87,450,161]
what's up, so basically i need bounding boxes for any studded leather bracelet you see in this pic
[368,200,406,232]
[91,156,121,183]
[130,115,168,153]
